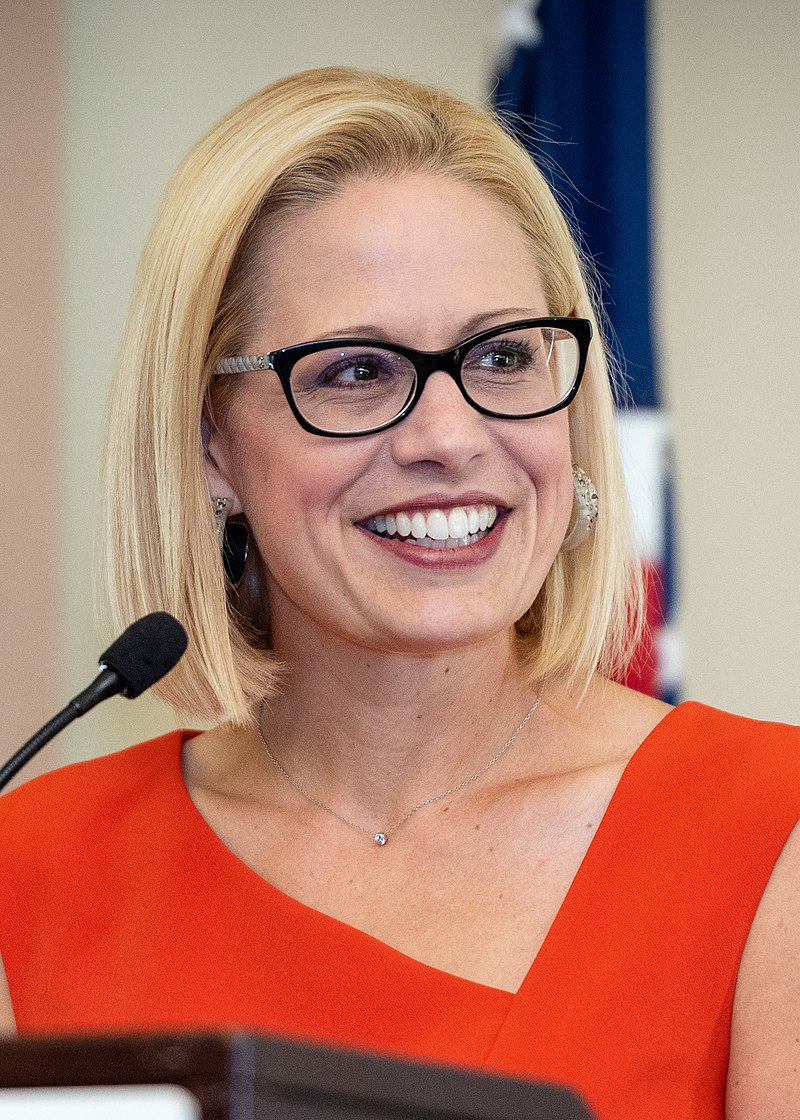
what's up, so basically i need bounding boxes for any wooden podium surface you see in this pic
[0,1032,595,1119]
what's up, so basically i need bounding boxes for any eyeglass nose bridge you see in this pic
[400,345,476,420]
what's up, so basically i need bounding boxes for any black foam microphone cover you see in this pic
[0,612,189,792]
[99,611,188,698]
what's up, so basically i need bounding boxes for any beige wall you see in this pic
[650,0,800,720]
[0,0,64,776]
[1,0,798,776]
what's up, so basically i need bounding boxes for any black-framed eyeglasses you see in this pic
[214,316,592,438]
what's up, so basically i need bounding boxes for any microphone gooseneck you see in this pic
[0,612,188,793]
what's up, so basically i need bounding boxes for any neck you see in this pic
[259,617,541,827]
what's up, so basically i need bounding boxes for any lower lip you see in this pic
[358,516,507,570]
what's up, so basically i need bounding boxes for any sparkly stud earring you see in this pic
[212,496,249,584]
[561,465,598,552]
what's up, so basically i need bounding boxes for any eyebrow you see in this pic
[459,307,544,335]
[310,308,545,344]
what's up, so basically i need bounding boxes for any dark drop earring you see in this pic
[213,497,249,585]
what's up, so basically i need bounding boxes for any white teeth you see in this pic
[366,504,499,545]
[426,509,450,540]
[415,532,482,549]
[447,508,469,538]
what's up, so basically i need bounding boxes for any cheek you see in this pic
[228,417,376,546]
[513,414,572,490]
[511,417,574,544]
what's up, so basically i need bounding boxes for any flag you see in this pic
[495,0,679,701]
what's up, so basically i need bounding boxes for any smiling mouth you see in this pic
[362,504,500,549]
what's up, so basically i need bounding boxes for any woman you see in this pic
[1,68,799,1119]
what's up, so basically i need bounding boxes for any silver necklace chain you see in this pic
[255,693,541,846]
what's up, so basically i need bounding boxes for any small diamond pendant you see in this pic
[374,833,387,846]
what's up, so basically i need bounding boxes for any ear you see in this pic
[202,415,244,515]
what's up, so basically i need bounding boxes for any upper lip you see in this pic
[358,492,508,521]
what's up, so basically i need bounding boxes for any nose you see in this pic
[388,369,492,473]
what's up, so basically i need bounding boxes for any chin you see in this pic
[357,608,519,659]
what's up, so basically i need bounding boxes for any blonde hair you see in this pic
[100,66,643,725]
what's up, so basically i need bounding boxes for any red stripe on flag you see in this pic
[617,561,665,697]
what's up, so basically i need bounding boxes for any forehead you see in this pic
[248,174,549,350]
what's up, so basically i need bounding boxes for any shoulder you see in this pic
[656,700,800,786]
[591,687,800,771]
[545,678,800,785]
[630,701,800,845]
[559,675,800,761]
[0,730,197,854]
[0,730,203,965]
[576,684,800,859]
[667,699,800,742]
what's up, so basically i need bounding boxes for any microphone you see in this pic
[0,612,188,792]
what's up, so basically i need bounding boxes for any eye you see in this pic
[321,355,386,385]
[464,337,539,378]
[476,340,535,368]
[302,348,404,391]
[289,346,416,403]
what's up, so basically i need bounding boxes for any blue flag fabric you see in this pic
[495,0,656,407]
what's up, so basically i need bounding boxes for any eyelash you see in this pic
[469,339,536,365]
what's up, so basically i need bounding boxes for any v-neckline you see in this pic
[176,703,688,1000]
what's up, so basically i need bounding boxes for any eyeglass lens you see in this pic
[288,325,580,434]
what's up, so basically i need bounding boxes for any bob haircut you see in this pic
[101,66,644,726]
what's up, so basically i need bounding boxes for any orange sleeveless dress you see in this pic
[2,701,800,1119]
